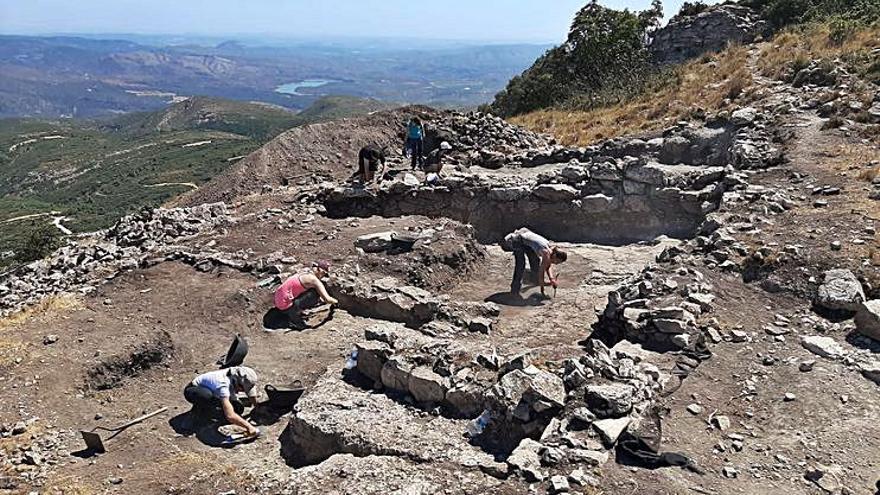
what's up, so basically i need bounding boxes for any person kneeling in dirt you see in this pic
[274,260,339,329]
[357,145,386,183]
[183,366,260,434]
[423,141,452,175]
[500,227,567,297]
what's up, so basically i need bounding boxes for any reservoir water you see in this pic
[275,79,337,96]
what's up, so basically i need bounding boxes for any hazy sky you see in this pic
[0,0,719,43]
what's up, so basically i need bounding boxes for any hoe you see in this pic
[80,407,168,453]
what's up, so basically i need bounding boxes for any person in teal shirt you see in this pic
[404,117,425,170]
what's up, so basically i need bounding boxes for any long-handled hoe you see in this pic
[80,407,168,453]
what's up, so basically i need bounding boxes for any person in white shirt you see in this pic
[183,366,260,435]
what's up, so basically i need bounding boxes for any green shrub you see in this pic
[742,0,880,29]
[488,1,662,117]
[14,223,62,263]
[679,1,709,17]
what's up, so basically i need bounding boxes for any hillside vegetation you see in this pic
[505,0,880,146]
[487,1,663,118]
[0,95,391,264]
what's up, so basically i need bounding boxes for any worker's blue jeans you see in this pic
[502,237,540,294]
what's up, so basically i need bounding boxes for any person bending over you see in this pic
[183,366,260,435]
[274,260,338,329]
[357,145,386,183]
[500,227,567,297]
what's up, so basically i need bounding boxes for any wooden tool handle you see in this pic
[116,406,168,430]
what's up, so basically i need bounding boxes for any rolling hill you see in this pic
[0,95,393,263]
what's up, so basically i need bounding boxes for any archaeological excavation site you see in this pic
[1,3,880,495]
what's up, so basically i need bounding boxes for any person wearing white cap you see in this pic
[183,366,260,436]
[423,141,452,175]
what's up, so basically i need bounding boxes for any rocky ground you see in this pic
[0,40,879,495]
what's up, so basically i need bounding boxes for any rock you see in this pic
[712,415,731,431]
[549,475,570,494]
[784,393,797,402]
[855,300,880,341]
[592,417,631,447]
[830,241,842,251]
[403,173,419,186]
[654,318,689,334]
[815,269,865,312]
[283,369,496,468]
[687,292,715,311]
[730,330,748,343]
[801,336,846,359]
[11,422,27,435]
[859,361,880,385]
[468,317,493,334]
[687,404,703,415]
[539,444,565,466]
[585,383,634,418]
[671,334,691,348]
[650,4,764,65]
[532,183,579,201]
[568,468,599,487]
[722,466,738,478]
[42,334,59,345]
[805,464,843,494]
[507,438,545,482]
[731,107,758,126]
[799,360,816,372]
[567,449,609,466]
[493,369,566,412]
[407,366,448,404]
[499,353,532,375]
[354,232,397,253]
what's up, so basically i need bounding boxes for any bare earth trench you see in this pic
[1,46,879,495]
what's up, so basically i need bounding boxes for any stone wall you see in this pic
[650,4,765,65]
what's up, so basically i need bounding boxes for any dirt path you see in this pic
[143,182,199,190]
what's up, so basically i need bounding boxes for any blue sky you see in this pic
[0,0,719,43]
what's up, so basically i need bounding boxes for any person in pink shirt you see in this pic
[274,260,338,329]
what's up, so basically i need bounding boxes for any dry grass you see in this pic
[511,44,755,146]
[0,293,82,331]
[757,23,880,81]
[859,166,879,182]
[39,476,97,495]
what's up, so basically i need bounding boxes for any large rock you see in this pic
[506,438,545,482]
[650,4,764,65]
[855,300,880,341]
[354,231,397,253]
[492,368,566,413]
[282,369,496,468]
[585,383,635,419]
[815,269,865,312]
[532,183,579,201]
[592,417,631,447]
[801,336,847,359]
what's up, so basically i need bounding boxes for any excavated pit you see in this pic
[321,160,726,245]
[284,113,787,474]
[85,332,173,391]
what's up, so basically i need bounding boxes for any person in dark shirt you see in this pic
[357,145,387,183]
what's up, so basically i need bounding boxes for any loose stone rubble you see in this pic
[0,204,230,317]
[322,111,781,244]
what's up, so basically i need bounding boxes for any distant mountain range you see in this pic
[0,34,551,118]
